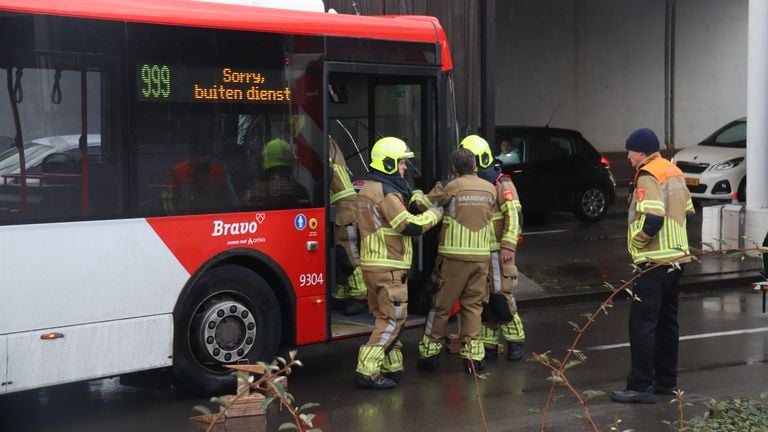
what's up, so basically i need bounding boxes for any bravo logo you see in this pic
[211,213,264,237]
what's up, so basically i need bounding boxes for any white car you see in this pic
[0,134,100,185]
[673,118,746,202]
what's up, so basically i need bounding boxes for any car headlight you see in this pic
[712,157,744,170]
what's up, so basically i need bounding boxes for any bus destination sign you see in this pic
[136,64,291,104]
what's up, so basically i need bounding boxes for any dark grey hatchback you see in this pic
[495,126,616,222]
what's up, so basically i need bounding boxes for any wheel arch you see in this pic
[173,248,297,351]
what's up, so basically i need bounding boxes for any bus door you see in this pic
[326,66,438,338]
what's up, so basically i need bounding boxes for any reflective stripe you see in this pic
[501,312,525,342]
[629,216,689,264]
[390,207,438,231]
[481,325,500,345]
[490,251,502,293]
[424,308,436,335]
[410,190,433,209]
[381,349,404,373]
[376,318,397,346]
[347,267,367,297]
[439,218,492,256]
[637,199,665,214]
[459,339,485,361]
[418,334,443,358]
[330,164,356,204]
[360,227,414,269]
[356,345,386,376]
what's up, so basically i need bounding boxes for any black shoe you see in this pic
[506,341,525,361]
[354,373,396,390]
[652,385,677,395]
[610,389,656,404]
[464,358,486,374]
[383,371,402,383]
[417,355,440,371]
[344,300,367,315]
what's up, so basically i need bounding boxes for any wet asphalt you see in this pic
[2,286,767,432]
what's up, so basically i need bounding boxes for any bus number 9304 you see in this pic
[299,273,324,287]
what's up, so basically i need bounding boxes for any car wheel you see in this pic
[173,265,281,395]
[573,186,608,222]
[737,178,746,203]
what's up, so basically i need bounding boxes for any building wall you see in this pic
[675,0,748,147]
[496,0,748,152]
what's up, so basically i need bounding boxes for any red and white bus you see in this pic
[0,0,458,394]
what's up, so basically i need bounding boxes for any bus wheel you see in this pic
[173,265,281,395]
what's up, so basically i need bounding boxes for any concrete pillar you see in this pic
[746,0,768,244]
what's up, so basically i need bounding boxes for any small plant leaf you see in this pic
[568,321,581,332]
[270,380,287,400]
[299,402,320,412]
[210,396,229,407]
[278,423,298,431]
[546,372,564,385]
[192,405,212,416]
[581,389,605,400]
[563,359,583,370]
[299,412,316,426]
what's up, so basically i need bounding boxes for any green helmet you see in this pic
[263,138,295,170]
[369,137,414,175]
[459,135,493,169]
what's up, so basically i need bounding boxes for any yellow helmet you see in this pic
[263,138,295,170]
[369,137,414,175]
[459,135,492,169]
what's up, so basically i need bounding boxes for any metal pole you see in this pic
[664,0,676,151]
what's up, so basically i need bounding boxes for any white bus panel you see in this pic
[6,315,173,393]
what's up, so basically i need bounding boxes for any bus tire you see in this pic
[173,264,281,395]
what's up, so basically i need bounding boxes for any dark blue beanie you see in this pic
[625,128,660,153]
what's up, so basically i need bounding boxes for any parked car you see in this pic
[495,126,616,222]
[672,118,746,202]
[0,134,100,185]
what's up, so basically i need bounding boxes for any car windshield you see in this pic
[0,142,52,175]
[701,121,746,148]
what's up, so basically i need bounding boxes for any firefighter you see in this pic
[242,138,311,210]
[162,152,235,215]
[329,137,368,315]
[459,135,527,361]
[354,136,443,389]
[413,147,497,374]
[610,128,694,404]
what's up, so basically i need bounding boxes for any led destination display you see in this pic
[136,64,290,104]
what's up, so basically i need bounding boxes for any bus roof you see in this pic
[0,0,452,70]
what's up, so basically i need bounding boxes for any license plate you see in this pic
[685,177,699,186]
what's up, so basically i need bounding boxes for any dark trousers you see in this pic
[626,264,684,391]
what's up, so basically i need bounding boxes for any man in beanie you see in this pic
[610,128,695,404]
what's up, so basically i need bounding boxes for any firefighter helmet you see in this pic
[369,137,414,175]
[263,138,295,170]
[459,135,493,169]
